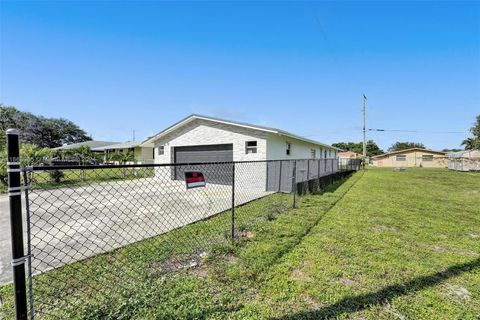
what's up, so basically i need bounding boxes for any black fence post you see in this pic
[292,160,297,208]
[278,161,282,192]
[7,129,28,320]
[231,162,235,240]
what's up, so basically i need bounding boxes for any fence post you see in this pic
[6,129,28,320]
[231,162,235,240]
[292,160,297,208]
[278,161,282,192]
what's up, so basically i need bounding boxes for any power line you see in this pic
[368,128,468,134]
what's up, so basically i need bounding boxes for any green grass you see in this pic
[1,169,479,319]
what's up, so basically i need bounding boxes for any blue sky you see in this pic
[1,1,479,150]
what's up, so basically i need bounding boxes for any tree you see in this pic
[461,138,476,151]
[462,115,480,150]
[388,142,426,152]
[0,104,91,148]
[332,140,384,157]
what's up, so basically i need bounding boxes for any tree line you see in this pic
[333,114,480,156]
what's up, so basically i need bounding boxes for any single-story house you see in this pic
[141,114,341,191]
[338,151,361,159]
[142,114,340,163]
[447,150,480,172]
[371,148,447,168]
[92,141,154,164]
[53,140,120,152]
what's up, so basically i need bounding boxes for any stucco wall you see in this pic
[372,150,447,168]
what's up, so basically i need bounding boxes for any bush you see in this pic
[49,170,65,183]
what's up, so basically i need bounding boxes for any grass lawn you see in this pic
[1,168,479,319]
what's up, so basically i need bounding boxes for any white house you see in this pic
[142,114,340,163]
[141,114,340,192]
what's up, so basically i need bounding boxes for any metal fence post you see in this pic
[278,160,282,192]
[6,129,28,320]
[292,160,297,208]
[231,162,235,240]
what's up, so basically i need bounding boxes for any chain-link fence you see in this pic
[10,158,360,319]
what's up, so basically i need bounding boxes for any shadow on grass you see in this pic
[274,257,480,320]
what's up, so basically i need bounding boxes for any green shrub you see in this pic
[49,170,65,183]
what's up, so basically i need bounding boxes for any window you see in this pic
[311,149,316,158]
[396,155,406,161]
[158,146,165,155]
[286,142,291,155]
[324,150,328,158]
[422,155,434,161]
[245,141,257,154]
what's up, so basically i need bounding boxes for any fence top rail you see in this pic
[27,158,347,171]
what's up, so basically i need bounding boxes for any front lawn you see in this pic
[1,168,479,319]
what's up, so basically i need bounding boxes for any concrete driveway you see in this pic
[0,176,271,284]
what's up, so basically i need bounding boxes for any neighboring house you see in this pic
[338,151,362,170]
[141,114,341,191]
[447,150,480,172]
[92,141,154,164]
[371,148,447,168]
[338,151,361,159]
[53,141,119,152]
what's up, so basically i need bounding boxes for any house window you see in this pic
[158,146,165,155]
[396,155,406,161]
[245,141,257,154]
[311,149,316,158]
[286,142,291,155]
[422,155,434,161]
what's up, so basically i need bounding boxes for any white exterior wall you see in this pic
[266,133,337,160]
[149,119,339,190]
[153,119,268,163]
[152,119,268,190]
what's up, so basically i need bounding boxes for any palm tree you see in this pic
[461,138,475,150]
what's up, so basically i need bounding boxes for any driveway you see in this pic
[0,176,271,284]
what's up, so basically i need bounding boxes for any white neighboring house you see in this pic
[141,114,340,191]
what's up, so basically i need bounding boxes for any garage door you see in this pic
[174,144,233,185]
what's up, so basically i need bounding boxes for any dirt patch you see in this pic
[444,283,471,302]
[373,224,397,233]
[430,245,447,253]
[235,230,256,239]
[290,259,313,282]
[300,294,323,310]
[150,251,209,275]
[225,252,239,265]
[338,277,356,287]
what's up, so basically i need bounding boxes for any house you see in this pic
[142,114,340,163]
[338,151,361,159]
[92,141,154,164]
[371,148,447,168]
[141,114,341,191]
[53,140,120,152]
[447,150,480,172]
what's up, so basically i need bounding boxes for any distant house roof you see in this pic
[53,141,120,150]
[91,141,145,151]
[142,114,341,151]
[372,148,446,159]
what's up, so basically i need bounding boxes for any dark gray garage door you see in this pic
[174,144,233,185]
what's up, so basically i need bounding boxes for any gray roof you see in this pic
[142,114,341,151]
[53,141,120,150]
[92,141,145,151]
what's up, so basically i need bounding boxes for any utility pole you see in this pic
[362,94,367,163]
[133,130,135,141]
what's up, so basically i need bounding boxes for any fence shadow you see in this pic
[273,257,480,320]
